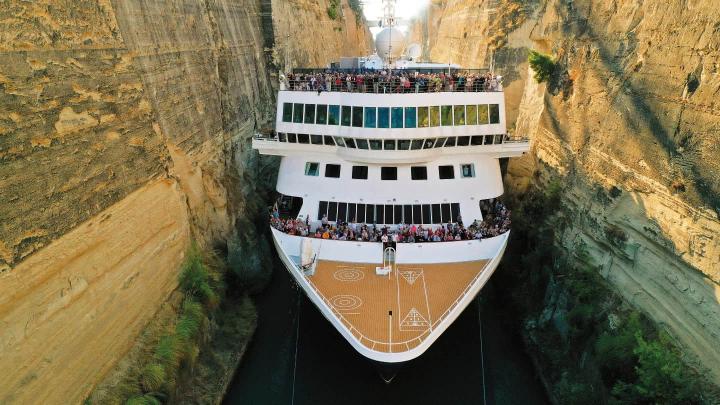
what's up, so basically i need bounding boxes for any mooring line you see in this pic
[478,297,488,405]
[291,287,302,405]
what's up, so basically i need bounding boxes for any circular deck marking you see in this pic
[329,294,363,311]
[333,268,365,282]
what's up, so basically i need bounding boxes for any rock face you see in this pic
[0,1,369,403]
[413,0,720,383]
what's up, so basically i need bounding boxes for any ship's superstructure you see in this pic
[252,3,529,367]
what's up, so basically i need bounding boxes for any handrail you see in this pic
[253,132,530,144]
[281,79,503,94]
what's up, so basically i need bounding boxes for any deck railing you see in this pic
[282,78,503,94]
[253,132,529,145]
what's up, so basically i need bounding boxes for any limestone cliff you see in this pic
[0,1,368,403]
[413,0,720,384]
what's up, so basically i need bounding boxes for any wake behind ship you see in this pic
[252,0,529,374]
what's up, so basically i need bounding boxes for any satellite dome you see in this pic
[375,28,406,61]
[364,54,384,70]
[406,43,422,60]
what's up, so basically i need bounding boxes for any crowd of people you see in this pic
[269,199,511,243]
[282,70,502,94]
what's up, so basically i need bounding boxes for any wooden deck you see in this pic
[305,259,489,353]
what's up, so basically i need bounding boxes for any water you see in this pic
[224,266,547,405]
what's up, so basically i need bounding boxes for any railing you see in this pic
[253,132,530,146]
[282,78,503,94]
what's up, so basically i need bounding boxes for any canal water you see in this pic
[224,265,547,405]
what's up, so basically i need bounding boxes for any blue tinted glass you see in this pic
[364,107,377,128]
[341,106,352,126]
[391,107,403,128]
[404,107,417,128]
[378,107,390,128]
[328,105,340,125]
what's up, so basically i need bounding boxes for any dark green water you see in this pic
[224,266,547,405]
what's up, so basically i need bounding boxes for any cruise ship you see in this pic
[252,1,529,379]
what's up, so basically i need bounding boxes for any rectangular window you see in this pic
[457,136,470,146]
[386,204,394,224]
[356,139,369,149]
[391,107,404,128]
[357,204,366,222]
[489,104,500,124]
[441,105,453,126]
[364,107,377,128]
[325,164,341,178]
[471,136,484,146]
[439,165,455,179]
[323,135,335,146]
[384,139,396,150]
[278,132,287,142]
[352,106,363,127]
[381,167,397,180]
[328,202,338,221]
[297,134,309,144]
[369,139,382,150]
[328,105,340,125]
[293,103,304,123]
[418,106,429,127]
[394,205,402,224]
[404,107,417,128]
[495,134,504,144]
[478,104,489,124]
[453,105,465,125]
[352,165,368,179]
[311,135,323,145]
[410,139,424,150]
[461,164,475,178]
[434,137,447,148]
[431,204,441,224]
[423,139,435,149]
[444,137,456,147]
[375,204,384,224]
[378,107,390,128]
[341,106,351,126]
[403,205,412,224]
[334,136,345,147]
[484,135,494,145]
[344,138,356,148]
[429,106,440,127]
[441,204,451,223]
[466,105,478,125]
[317,201,328,220]
[411,166,427,180]
[451,203,461,223]
[366,204,376,223]
[348,203,357,222]
[422,204,431,224]
[287,133,297,143]
[338,203,347,223]
[398,139,411,150]
[412,204,422,224]
[304,104,316,124]
[316,104,328,124]
[282,103,293,122]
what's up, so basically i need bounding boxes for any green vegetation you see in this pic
[327,0,340,20]
[528,50,556,83]
[494,177,709,404]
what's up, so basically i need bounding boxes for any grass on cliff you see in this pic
[528,50,556,84]
[495,179,709,404]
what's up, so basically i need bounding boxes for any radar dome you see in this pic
[406,43,422,60]
[364,54,383,70]
[375,28,406,61]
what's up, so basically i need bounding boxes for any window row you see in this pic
[304,163,475,180]
[318,201,461,225]
[281,103,501,128]
[278,133,507,149]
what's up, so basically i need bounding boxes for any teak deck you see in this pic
[306,259,489,353]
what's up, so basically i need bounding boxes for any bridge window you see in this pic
[484,135,495,145]
[439,165,455,179]
[341,106,351,126]
[357,204,366,222]
[317,201,328,220]
[352,165,368,179]
[441,105,453,126]
[431,204,441,224]
[356,139,369,149]
[293,103,303,123]
[297,133,309,144]
[495,134,504,144]
[369,139,382,150]
[328,202,338,221]
[471,136,484,146]
[418,106,429,127]
[378,107,390,128]
[278,132,287,142]
[441,204,452,223]
[391,107,403,128]
[466,105,478,125]
[304,104,316,124]
[352,106,363,127]
[282,103,293,122]
[338,203,347,222]
[325,164,341,178]
[304,162,319,176]
[348,203,357,222]
[287,133,297,143]
[489,104,500,124]
[316,104,328,124]
[430,106,440,127]
[410,139,424,150]
[423,139,435,149]
[381,167,397,180]
[398,139,411,150]
[422,204,431,224]
[444,137,456,147]
[394,205,402,224]
[411,166,427,180]
[451,203,461,223]
[404,107,417,128]
[461,164,475,178]
[385,204,394,224]
[364,107,377,128]
[344,138,356,148]
[384,139,396,150]
[434,137,446,148]
[328,105,340,125]
[453,105,465,125]
[478,104,489,124]
[366,204,376,223]
[334,136,345,147]
[457,136,470,146]
[323,135,335,146]
[412,204,422,224]
[311,135,323,145]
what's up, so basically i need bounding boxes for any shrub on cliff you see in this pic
[327,0,340,20]
[528,50,555,83]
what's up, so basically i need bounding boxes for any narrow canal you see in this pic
[224,264,547,405]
